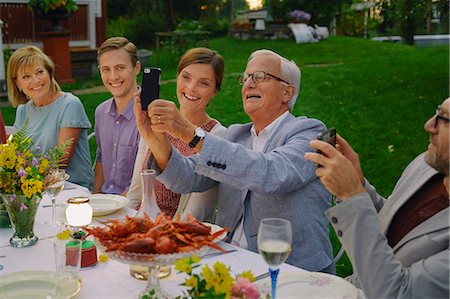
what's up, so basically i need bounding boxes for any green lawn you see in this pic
[1,36,448,277]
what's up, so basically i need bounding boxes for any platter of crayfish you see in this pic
[85,213,228,266]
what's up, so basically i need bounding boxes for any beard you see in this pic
[424,151,449,175]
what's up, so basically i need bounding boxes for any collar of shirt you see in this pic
[250,111,290,152]
[105,96,135,121]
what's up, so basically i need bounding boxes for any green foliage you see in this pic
[162,20,211,60]
[28,0,78,13]
[201,18,230,37]
[378,0,449,44]
[338,4,381,37]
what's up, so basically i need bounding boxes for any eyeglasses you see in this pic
[238,71,290,85]
[434,105,450,128]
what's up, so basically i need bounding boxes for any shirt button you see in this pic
[113,143,117,147]
[113,164,116,168]
[331,217,338,224]
[337,230,343,237]
[115,121,120,125]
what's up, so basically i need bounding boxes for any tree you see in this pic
[380,0,448,45]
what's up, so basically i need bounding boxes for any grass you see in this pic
[1,36,448,277]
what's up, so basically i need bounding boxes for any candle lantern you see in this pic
[65,197,97,268]
[65,197,93,227]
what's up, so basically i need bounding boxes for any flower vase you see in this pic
[0,202,11,228]
[1,194,41,247]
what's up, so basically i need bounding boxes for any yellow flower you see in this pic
[56,229,71,240]
[99,254,109,262]
[1,145,18,169]
[201,264,213,281]
[39,158,49,173]
[203,262,233,295]
[175,256,194,274]
[239,270,255,282]
[191,254,201,264]
[185,276,198,288]
[21,178,44,198]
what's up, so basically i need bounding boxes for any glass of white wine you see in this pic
[44,169,70,227]
[258,218,292,299]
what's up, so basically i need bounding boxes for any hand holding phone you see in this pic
[140,67,161,110]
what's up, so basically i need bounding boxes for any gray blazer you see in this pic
[327,153,449,298]
[158,113,334,272]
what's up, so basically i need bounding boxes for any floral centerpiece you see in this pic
[286,9,311,23]
[169,255,261,299]
[0,121,70,247]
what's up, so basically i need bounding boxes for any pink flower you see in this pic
[18,167,27,177]
[231,277,260,299]
[20,203,28,211]
[9,194,17,202]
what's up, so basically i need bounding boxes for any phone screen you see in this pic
[141,67,161,110]
[316,127,336,147]
[315,128,337,164]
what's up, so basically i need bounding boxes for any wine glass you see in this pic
[257,218,292,299]
[44,169,70,227]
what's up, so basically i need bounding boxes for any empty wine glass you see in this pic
[44,169,70,227]
[258,218,292,299]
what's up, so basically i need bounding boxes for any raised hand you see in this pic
[304,137,365,201]
[147,100,195,144]
[133,92,172,171]
[133,91,155,142]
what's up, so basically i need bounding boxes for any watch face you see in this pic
[195,127,206,138]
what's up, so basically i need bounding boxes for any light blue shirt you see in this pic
[14,92,94,190]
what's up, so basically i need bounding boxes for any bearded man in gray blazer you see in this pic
[134,49,334,272]
[305,97,450,298]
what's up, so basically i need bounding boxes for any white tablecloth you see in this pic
[0,184,365,298]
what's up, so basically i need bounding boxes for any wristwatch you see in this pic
[188,127,206,148]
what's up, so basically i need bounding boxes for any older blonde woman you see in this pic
[7,46,93,189]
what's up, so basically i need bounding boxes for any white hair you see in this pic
[248,49,301,111]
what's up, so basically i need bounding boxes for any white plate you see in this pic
[257,271,359,298]
[203,222,227,243]
[88,194,129,216]
[0,270,80,299]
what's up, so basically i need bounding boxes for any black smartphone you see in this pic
[140,67,161,110]
[316,127,337,147]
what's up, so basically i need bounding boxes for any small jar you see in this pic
[65,197,93,227]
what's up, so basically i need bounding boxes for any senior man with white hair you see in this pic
[134,49,334,273]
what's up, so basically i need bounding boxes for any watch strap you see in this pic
[188,127,205,148]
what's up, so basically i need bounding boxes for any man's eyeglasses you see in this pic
[435,105,450,128]
[238,71,290,85]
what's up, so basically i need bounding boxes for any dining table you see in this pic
[0,183,366,298]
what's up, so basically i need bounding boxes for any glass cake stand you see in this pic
[95,240,205,298]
